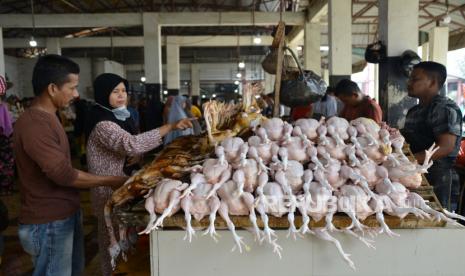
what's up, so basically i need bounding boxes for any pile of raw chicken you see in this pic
[138,116,465,269]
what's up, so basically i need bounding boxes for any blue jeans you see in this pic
[18,210,85,276]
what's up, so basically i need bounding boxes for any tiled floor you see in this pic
[0,186,151,276]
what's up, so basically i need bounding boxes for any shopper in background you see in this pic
[86,73,193,276]
[13,55,128,276]
[335,79,383,123]
[402,61,462,211]
[312,86,339,120]
[164,95,195,145]
[0,75,15,196]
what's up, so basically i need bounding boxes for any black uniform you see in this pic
[402,94,462,210]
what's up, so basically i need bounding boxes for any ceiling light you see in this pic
[443,14,452,24]
[234,89,238,93]
[297,46,303,51]
[140,76,146,82]
[234,80,240,85]
[255,95,260,99]
[320,46,329,51]
[253,36,262,45]
[212,94,216,98]
[29,36,37,47]
[238,61,245,69]
[201,95,206,99]
[236,72,242,78]
[163,90,168,95]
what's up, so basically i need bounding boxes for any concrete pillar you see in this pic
[0,28,4,77]
[428,26,448,66]
[323,69,329,86]
[378,0,419,128]
[420,42,429,61]
[166,38,180,96]
[264,72,275,95]
[143,13,162,101]
[190,64,200,106]
[304,22,321,75]
[46,37,61,55]
[328,0,351,86]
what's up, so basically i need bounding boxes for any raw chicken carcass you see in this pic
[220,137,245,164]
[201,146,232,198]
[326,117,350,141]
[293,118,322,141]
[146,178,189,232]
[180,173,221,242]
[217,170,261,251]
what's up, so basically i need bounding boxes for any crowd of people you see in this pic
[0,54,463,276]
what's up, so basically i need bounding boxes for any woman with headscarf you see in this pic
[164,95,195,145]
[184,97,202,135]
[86,73,193,276]
[0,76,14,196]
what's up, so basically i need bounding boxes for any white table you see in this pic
[150,227,465,276]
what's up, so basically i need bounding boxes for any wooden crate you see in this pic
[115,144,447,229]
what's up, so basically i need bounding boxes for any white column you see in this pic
[46,37,61,55]
[304,22,321,74]
[166,37,180,94]
[428,26,448,66]
[0,28,4,77]
[379,0,418,57]
[264,72,275,95]
[143,13,162,85]
[190,64,200,97]
[378,0,419,127]
[421,42,429,61]
[328,0,352,86]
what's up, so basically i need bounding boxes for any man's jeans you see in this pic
[426,162,460,212]
[18,210,84,276]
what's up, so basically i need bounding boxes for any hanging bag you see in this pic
[280,47,327,107]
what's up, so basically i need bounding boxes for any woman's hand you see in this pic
[172,118,195,130]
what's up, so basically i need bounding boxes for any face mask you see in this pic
[98,104,131,121]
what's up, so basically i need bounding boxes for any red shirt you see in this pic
[291,105,313,121]
[340,96,383,123]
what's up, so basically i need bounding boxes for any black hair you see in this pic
[334,79,361,97]
[413,61,447,89]
[32,54,80,96]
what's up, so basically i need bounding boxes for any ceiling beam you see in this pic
[3,35,273,48]
[0,11,305,28]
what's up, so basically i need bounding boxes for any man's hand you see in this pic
[172,118,195,130]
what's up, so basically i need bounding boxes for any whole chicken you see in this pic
[201,146,232,198]
[180,173,221,242]
[220,137,245,164]
[146,178,189,232]
[293,118,322,141]
[217,170,261,252]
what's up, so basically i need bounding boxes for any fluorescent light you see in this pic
[140,76,146,82]
[29,36,37,47]
[234,89,238,93]
[253,36,262,45]
[201,95,206,99]
[234,80,240,85]
[236,72,242,78]
[238,61,245,69]
[212,94,216,98]
[163,90,168,95]
[320,46,329,51]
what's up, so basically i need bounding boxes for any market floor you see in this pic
[0,185,151,276]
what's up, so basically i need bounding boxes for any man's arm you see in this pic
[72,170,128,189]
[414,133,458,163]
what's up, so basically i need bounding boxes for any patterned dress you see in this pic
[86,121,162,276]
[0,135,14,194]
